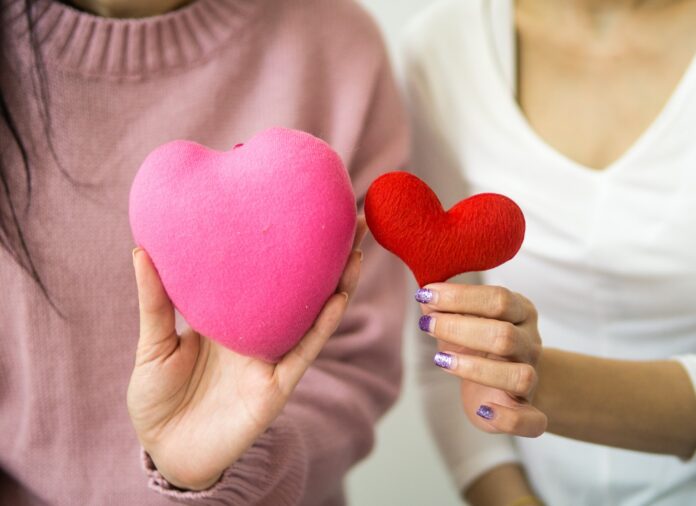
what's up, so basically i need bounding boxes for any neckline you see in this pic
[4,0,260,79]
[481,0,696,178]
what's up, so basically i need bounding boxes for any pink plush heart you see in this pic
[129,127,357,362]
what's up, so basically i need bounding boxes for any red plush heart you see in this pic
[365,172,525,287]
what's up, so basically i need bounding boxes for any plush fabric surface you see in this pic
[365,171,525,286]
[129,127,357,361]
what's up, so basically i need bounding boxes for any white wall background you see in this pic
[346,2,463,505]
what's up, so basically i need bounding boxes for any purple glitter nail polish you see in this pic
[433,352,454,369]
[418,314,432,332]
[415,288,433,304]
[476,405,494,420]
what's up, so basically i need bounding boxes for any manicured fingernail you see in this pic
[476,405,495,420]
[418,314,433,332]
[415,287,436,304]
[433,351,455,369]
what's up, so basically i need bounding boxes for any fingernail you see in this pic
[418,314,433,333]
[476,405,495,420]
[132,247,142,260]
[356,249,364,263]
[433,351,455,369]
[415,287,436,304]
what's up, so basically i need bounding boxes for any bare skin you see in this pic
[425,1,696,504]
[516,0,696,170]
[128,219,367,490]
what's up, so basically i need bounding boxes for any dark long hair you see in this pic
[1,0,62,314]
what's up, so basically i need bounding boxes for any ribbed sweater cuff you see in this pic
[141,417,308,505]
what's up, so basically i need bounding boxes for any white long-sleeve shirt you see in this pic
[403,1,696,504]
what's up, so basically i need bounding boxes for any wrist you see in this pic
[145,446,226,492]
[160,469,222,492]
[531,347,560,414]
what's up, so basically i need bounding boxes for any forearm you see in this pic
[535,348,696,458]
[465,463,540,506]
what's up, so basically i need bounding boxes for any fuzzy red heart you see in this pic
[365,172,525,287]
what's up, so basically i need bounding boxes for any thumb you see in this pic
[132,247,177,364]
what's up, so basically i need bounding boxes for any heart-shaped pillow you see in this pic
[365,171,525,287]
[129,127,356,362]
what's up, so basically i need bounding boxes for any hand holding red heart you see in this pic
[416,283,547,437]
[126,219,367,491]
[365,171,546,437]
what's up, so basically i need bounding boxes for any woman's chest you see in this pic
[457,137,696,334]
[515,9,696,171]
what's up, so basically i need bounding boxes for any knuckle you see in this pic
[293,342,312,368]
[492,322,517,356]
[490,287,513,318]
[441,316,458,339]
[443,286,464,306]
[513,365,537,396]
[462,358,481,379]
[445,317,470,344]
[525,299,539,320]
[315,312,341,339]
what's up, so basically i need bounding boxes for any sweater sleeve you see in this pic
[402,23,520,494]
[142,43,410,506]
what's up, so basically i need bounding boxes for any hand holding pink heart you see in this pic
[127,236,364,490]
[127,128,363,490]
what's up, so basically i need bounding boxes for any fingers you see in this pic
[337,250,362,298]
[352,214,368,249]
[416,284,534,324]
[433,351,538,398]
[277,292,349,393]
[338,214,366,297]
[460,381,547,437]
[133,248,178,364]
[277,216,363,387]
[469,401,547,438]
[420,312,537,362]
[281,241,360,388]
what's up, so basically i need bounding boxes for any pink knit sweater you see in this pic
[0,0,408,504]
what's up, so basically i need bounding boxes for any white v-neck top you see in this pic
[404,1,696,504]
